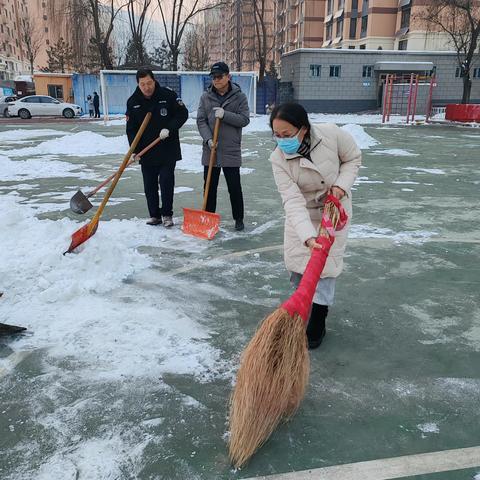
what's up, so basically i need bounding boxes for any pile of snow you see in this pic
[341,124,378,149]
[0,129,69,142]
[0,193,223,381]
[0,154,98,181]
[7,131,129,157]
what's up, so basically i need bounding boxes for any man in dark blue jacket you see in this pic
[126,69,188,226]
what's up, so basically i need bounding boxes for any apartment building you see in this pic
[0,0,29,80]
[212,0,275,73]
[322,0,452,51]
[28,0,91,71]
[275,0,326,59]
[206,7,228,66]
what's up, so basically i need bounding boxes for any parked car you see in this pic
[8,95,82,119]
[0,95,18,117]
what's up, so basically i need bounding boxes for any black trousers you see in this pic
[141,160,176,218]
[94,105,100,118]
[203,166,244,221]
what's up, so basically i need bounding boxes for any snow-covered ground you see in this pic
[1,115,479,479]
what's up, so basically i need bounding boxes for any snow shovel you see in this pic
[63,112,152,255]
[182,118,221,240]
[0,293,26,335]
[70,136,163,214]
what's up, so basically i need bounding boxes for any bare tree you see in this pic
[157,0,224,70]
[251,0,273,81]
[20,13,43,75]
[183,26,209,70]
[78,0,128,69]
[126,0,154,66]
[419,0,480,103]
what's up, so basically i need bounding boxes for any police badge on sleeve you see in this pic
[176,97,184,106]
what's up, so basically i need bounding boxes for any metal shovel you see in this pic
[69,136,163,214]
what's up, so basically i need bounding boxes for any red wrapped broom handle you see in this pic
[282,195,348,323]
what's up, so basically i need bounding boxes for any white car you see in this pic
[0,95,18,117]
[8,95,83,119]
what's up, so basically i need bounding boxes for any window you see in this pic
[398,39,408,50]
[349,18,357,38]
[47,85,63,99]
[361,15,368,37]
[326,22,333,40]
[329,65,341,77]
[362,65,373,78]
[351,0,358,9]
[348,45,355,49]
[362,0,369,16]
[309,64,321,77]
[400,7,411,29]
[336,17,344,37]
[359,44,366,49]
[473,68,480,78]
[22,97,41,103]
[327,0,333,15]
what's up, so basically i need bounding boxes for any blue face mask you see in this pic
[274,131,301,154]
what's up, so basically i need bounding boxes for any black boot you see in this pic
[306,304,328,350]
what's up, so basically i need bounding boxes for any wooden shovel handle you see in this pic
[92,112,152,223]
[86,136,162,198]
[202,118,221,211]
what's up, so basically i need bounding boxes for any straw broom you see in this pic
[228,195,347,468]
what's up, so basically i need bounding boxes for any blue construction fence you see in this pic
[72,72,267,116]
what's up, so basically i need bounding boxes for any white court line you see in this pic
[244,446,480,480]
[169,236,480,276]
[0,350,31,378]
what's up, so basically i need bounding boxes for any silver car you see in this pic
[0,95,18,117]
[8,95,83,119]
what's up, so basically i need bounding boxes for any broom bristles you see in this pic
[229,308,309,468]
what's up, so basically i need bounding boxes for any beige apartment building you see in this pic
[321,0,451,51]
[276,0,326,58]
[0,0,29,80]
[29,0,92,72]
[207,0,275,73]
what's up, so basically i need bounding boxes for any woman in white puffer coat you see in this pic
[269,103,362,349]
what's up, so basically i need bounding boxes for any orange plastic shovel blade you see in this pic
[182,207,221,240]
[63,220,98,254]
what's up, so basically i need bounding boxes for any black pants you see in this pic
[141,160,176,218]
[203,166,244,221]
[94,105,100,118]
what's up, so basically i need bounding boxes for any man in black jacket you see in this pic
[126,69,188,226]
[93,91,100,118]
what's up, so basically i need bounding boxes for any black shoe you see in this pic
[235,220,244,231]
[306,304,328,350]
[308,327,326,350]
[146,217,162,226]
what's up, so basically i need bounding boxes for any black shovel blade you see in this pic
[70,190,93,214]
[0,323,27,336]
